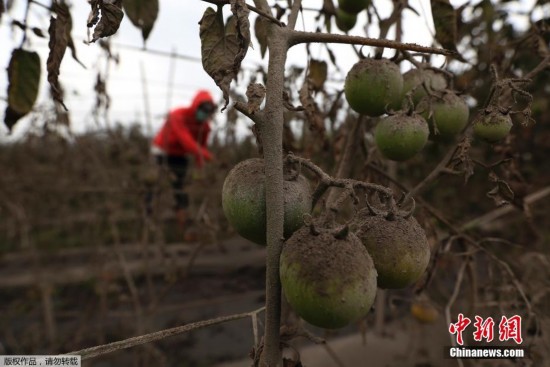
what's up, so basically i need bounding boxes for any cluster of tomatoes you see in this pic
[222,159,430,329]
[344,58,512,161]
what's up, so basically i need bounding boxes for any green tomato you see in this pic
[419,91,469,138]
[344,58,403,117]
[222,158,311,245]
[338,0,369,14]
[335,8,357,33]
[375,113,429,161]
[401,68,448,107]
[473,111,513,142]
[281,225,377,329]
[356,214,430,289]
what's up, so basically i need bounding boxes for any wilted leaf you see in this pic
[88,0,124,42]
[4,48,41,131]
[308,59,328,92]
[325,45,339,70]
[231,0,250,72]
[56,2,86,69]
[47,3,70,110]
[31,27,46,38]
[245,83,266,114]
[254,15,269,58]
[431,0,464,61]
[98,39,119,63]
[94,72,110,111]
[449,136,474,183]
[123,0,159,42]
[487,171,515,206]
[4,107,24,132]
[274,4,286,20]
[200,6,249,110]
[431,0,456,47]
[11,19,25,31]
[299,80,325,135]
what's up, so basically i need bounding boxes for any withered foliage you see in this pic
[47,1,71,111]
[199,0,250,110]
[4,49,41,131]
[87,0,124,43]
[122,0,158,43]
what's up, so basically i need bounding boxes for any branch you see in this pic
[404,142,460,201]
[288,31,456,56]
[444,260,468,367]
[523,55,550,80]
[286,154,394,198]
[202,0,283,27]
[67,307,265,360]
[461,186,550,231]
[326,115,364,208]
[287,0,302,30]
[234,100,265,124]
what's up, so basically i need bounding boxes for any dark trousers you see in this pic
[145,155,190,215]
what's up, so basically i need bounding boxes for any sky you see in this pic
[0,0,536,143]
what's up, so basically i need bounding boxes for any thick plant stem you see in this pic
[260,26,289,367]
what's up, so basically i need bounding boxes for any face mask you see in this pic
[196,109,210,122]
[196,102,216,122]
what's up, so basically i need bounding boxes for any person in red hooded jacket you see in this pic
[148,90,216,228]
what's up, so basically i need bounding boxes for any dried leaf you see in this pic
[254,15,269,58]
[231,0,250,72]
[4,107,25,132]
[299,80,325,135]
[431,0,456,47]
[487,171,515,206]
[94,72,110,111]
[87,0,100,28]
[449,136,474,183]
[11,19,25,31]
[31,27,46,38]
[308,59,328,92]
[4,48,41,131]
[199,6,249,110]
[56,2,86,69]
[274,4,286,20]
[88,0,124,43]
[98,39,119,63]
[245,83,266,114]
[47,3,70,110]
[431,0,464,61]
[123,0,159,42]
[325,45,339,69]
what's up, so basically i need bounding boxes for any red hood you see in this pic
[189,90,215,114]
